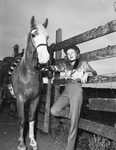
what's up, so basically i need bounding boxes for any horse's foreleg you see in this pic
[17,99,26,150]
[29,121,38,149]
[29,97,39,150]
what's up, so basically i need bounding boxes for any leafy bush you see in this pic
[110,141,116,150]
[89,135,116,150]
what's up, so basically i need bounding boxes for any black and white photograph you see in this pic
[0,0,116,150]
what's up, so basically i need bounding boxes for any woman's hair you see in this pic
[63,45,80,54]
[73,59,79,69]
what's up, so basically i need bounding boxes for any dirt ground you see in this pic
[0,112,93,150]
[1,100,116,150]
[0,113,67,150]
[1,109,116,150]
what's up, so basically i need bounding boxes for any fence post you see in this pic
[54,28,62,102]
[43,46,54,133]
[43,76,52,133]
[49,29,63,131]
[55,28,62,59]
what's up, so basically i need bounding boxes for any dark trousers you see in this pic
[51,82,83,150]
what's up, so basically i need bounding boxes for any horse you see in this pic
[9,16,50,150]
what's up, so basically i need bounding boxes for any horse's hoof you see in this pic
[30,146,39,150]
[17,144,27,150]
[17,147,26,150]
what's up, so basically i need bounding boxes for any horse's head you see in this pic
[27,16,50,65]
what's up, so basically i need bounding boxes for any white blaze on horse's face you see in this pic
[31,24,49,64]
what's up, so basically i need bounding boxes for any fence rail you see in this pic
[52,20,116,51]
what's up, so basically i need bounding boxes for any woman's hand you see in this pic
[81,72,89,84]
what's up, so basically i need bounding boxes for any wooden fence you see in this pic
[37,20,116,141]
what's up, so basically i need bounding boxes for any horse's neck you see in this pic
[22,47,36,70]
[20,37,37,71]
[19,57,40,79]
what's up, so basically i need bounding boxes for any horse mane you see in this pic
[22,32,37,67]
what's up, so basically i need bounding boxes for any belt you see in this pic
[65,78,81,83]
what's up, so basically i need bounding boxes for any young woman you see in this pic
[50,45,97,150]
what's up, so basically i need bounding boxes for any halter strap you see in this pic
[36,43,47,49]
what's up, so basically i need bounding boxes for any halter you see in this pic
[29,29,48,50]
[35,44,48,70]
[29,29,48,70]
[36,43,48,49]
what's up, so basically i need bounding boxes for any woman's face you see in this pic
[66,48,79,61]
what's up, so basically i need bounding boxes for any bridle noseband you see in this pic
[29,29,48,70]
[36,43,48,49]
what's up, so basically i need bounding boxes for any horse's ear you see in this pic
[30,16,36,29]
[43,18,48,28]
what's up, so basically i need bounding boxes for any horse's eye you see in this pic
[31,34,35,38]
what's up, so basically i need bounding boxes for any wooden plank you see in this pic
[53,77,65,85]
[55,29,62,59]
[88,74,116,83]
[51,20,116,51]
[43,78,52,133]
[81,45,116,62]
[37,113,46,132]
[53,73,116,85]
[57,117,116,141]
[37,112,44,122]
[54,44,116,64]
[89,98,116,112]
[37,120,44,131]
[79,118,116,141]
[54,28,62,102]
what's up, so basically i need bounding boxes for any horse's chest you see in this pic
[14,72,41,96]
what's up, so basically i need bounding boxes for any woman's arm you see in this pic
[79,60,97,84]
[48,63,66,72]
[82,61,97,76]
